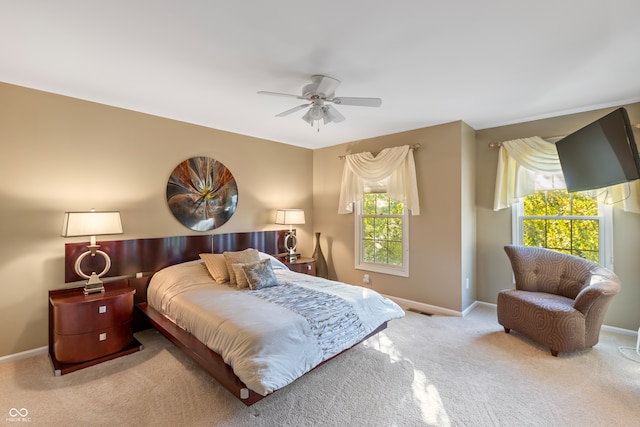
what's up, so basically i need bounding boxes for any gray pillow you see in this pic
[242,259,280,290]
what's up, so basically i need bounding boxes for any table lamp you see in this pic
[61,210,123,294]
[275,209,305,262]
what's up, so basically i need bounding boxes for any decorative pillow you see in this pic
[231,263,252,289]
[242,258,280,290]
[223,248,260,287]
[199,253,230,283]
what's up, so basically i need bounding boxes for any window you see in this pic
[355,193,409,276]
[513,188,613,268]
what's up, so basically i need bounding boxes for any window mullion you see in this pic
[516,189,608,266]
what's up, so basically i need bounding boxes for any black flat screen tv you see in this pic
[555,107,640,192]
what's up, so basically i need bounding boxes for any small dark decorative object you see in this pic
[167,157,238,231]
[312,232,329,278]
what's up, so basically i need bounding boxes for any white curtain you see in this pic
[493,136,640,213]
[588,180,640,213]
[493,137,562,210]
[338,145,420,215]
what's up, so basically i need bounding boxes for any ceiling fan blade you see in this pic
[276,104,310,117]
[324,105,345,123]
[331,97,382,107]
[314,75,341,98]
[257,90,304,100]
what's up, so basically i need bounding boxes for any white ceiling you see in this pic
[2,1,640,149]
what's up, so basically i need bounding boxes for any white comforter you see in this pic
[147,259,404,396]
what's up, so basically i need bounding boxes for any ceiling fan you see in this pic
[257,75,382,127]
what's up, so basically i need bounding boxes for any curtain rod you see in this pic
[338,144,421,159]
[489,122,640,148]
[488,134,567,149]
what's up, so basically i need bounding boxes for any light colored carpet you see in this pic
[1,305,639,426]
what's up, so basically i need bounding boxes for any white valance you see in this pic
[493,137,562,210]
[493,136,640,213]
[338,145,420,215]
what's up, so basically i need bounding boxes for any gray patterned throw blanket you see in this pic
[248,283,367,360]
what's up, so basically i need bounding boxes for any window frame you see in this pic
[354,193,410,277]
[511,193,613,270]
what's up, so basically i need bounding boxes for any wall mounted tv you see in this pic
[555,107,640,192]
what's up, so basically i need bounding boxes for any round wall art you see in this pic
[166,156,238,231]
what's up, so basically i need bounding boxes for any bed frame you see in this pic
[64,231,387,406]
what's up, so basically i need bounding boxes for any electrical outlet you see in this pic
[363,274,370,284]
[466,278,470,289]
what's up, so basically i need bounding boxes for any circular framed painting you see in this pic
[166,156,238,231]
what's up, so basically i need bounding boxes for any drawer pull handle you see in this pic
[99,333,107,341]
[99,305,107,314]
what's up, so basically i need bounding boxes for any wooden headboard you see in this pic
[63,230,291,355]
[64,230,289,283]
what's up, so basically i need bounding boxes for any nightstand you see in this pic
[48,280,142,376]
[284,257,316,276]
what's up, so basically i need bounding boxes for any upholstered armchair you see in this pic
[497,245,621,356]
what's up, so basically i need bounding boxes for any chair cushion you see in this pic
[497,289,586,353]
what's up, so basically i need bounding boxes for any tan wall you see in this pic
[313,121,474,312]
[2,80,638,357]
[0,83,314,357]
[476,103,640,331]
[461,122,477,309]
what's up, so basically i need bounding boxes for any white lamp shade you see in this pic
[61,211,123,237]
[275,209,306,225]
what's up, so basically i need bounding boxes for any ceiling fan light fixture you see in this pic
[302,103,327,126]
[301,109,313,125]
[324,105,346,124]
[323,107,337,124]
[309,105,324,120]
[322,113,332,125]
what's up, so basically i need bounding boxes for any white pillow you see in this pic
[258,252,290,271]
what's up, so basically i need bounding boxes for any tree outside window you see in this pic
[521,190,601,264]
[356,193,409,276]
[362,193,404,265]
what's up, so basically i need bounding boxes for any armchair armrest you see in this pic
[573,274,621,314]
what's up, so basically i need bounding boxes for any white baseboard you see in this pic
[384,295,470,317]
[601,324,638,337]
[1,301,636,363]
[386,296,640,337]
[0,346,48,366]
[471,301,638,336]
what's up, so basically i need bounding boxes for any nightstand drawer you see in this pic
[52,288,134,335]
[53,322,133,363]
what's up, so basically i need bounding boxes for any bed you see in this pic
[64,231,404,405]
